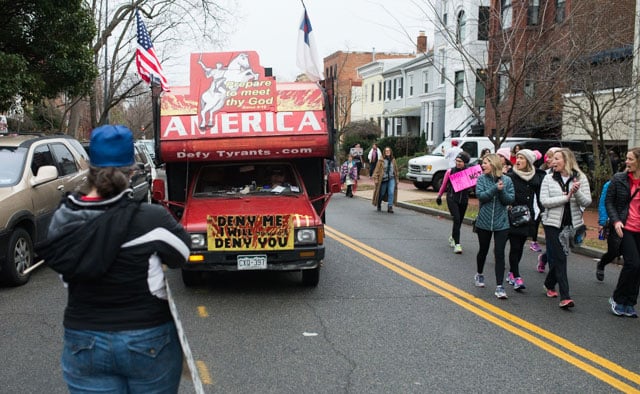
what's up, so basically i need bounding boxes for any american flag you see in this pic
[135,9,169,91]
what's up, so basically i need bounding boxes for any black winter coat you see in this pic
[606,171,633,225]
[505,169,543,236]
[37,190,190,331]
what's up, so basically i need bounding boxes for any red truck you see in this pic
[152,51,339,287]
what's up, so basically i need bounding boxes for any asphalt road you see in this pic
[1,194,638,393]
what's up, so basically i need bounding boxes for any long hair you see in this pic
[556,148,584,178]
[483,153,503,178]
[383,146,394,160]
[87,166,131,199]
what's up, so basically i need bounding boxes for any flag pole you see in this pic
[151,77,162,164]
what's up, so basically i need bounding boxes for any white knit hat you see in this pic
[517,149,536,166]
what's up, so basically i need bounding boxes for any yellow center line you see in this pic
[197,306,209,318]
[326,226,640,393]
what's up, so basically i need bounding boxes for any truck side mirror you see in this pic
[327,172,341,194]
[152,179,165,201]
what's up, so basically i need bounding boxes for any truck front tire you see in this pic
[301,267,320,287]
[181,269,202,287]
[413,181,429,190]
[431,172,444,192]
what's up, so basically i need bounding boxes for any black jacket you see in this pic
[505,169,543,236]
[38,190,190,331]
[606,171,633,225]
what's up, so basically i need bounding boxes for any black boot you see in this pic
[377,204,381,211]
[388,206,394,213]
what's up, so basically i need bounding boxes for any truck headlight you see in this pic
[426,165,432,172]
[190,233,207,249]
[295,228,316,245]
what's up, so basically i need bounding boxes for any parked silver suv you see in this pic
[0,134,89,286]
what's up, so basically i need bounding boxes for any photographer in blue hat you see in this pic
[38,125,190,393]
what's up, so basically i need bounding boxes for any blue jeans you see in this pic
[380,178,396,207]
[62,321,183,394]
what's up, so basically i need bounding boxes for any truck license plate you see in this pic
[237,255,267,270]
[417,177,423,182]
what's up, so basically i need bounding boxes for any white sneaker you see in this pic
[474,273,485,287]
[448,236,455,248]
[494,285,508,299]
[453,244,462,254]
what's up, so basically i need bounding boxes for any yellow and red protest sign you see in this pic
[206,214,294,251]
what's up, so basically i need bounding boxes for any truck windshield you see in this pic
[193,163,302,197]
[430,141,447,156]
[0,147,27,187]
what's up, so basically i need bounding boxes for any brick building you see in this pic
[485,0,635,139]
[323,49,419,131]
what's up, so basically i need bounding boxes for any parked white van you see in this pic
[407,136,537,191]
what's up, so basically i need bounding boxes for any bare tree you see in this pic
[63,0,237,136]
[561,0,636,192]
[417,1,594,151]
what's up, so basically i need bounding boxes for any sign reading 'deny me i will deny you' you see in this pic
[206,214,294,251]
[449,164,483,192]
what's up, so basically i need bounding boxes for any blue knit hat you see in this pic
[89,125,135,167]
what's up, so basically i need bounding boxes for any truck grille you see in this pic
[409,164,421,173]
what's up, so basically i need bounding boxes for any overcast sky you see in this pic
[164,0,433,85]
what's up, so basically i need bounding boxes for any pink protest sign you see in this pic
[449,165,482,192]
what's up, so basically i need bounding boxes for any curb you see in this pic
[396,201,603,259]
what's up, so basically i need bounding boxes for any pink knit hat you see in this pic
[533,150,543,161]
[496,147,511,161]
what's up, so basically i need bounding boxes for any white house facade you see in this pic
[431,0,489,148]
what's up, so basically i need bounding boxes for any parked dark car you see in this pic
[82,142,153,203]
[512,139,594,170]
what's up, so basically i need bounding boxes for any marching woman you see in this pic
[340,153,358,197]
[38,125,190,392]
[539,148,591,309]
[372,146,399,213]
[505,149,544,291]
[436,151,472,254]
[606,147,640,317]
[474,153,515,299]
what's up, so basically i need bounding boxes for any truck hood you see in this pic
[181,195,322,232]
[409,154,446,165]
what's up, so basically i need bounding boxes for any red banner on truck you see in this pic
[159,51,330,162]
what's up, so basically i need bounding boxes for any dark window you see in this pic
[461,141,478,158]
[456,11,466,43]
[393,79,397,99]
[31,145,56,176]
[371,84,375,102]
[454,71,464,108]
[51,143,79,176]
[478,6,490,40]
[378,82,382,101]
[423,70,429,93]
[556,0,566,23]
[528,0,540,25]
[386,80,392,100]
[475,69,486,108]
[501,0,512,29]
[398,77,404,98]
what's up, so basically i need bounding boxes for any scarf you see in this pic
[512,166,535,181]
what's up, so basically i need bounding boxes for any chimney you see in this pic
[417,31,427,53]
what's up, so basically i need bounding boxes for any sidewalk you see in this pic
[350,175,603,258]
